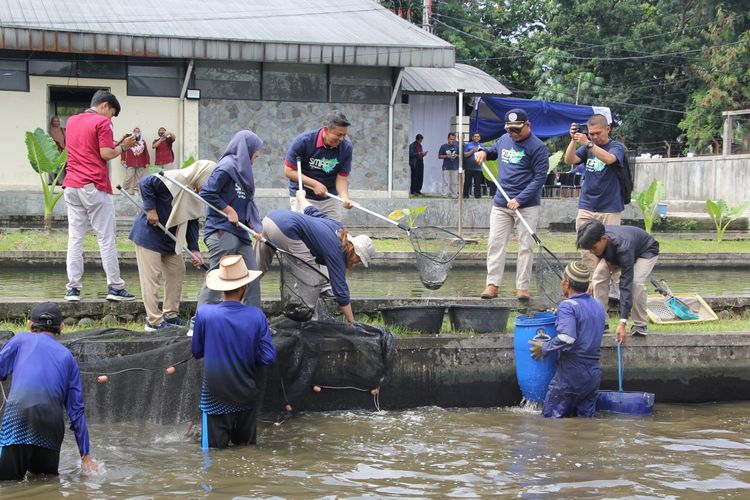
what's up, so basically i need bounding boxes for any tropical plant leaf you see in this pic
[181,156,195,169]
[388,209,405,222]
[25,128,63,174]
[705,199,720,219]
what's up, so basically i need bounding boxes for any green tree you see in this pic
[25,128,67,232]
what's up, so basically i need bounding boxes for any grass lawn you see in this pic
[1,230,748,254]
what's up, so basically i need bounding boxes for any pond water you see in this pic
[1,264,750,301]
[0,403,748,497]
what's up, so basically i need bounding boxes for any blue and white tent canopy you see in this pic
[471,96,612,141]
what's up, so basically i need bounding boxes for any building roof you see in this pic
[401,63,511,96]
[0,0,454,67]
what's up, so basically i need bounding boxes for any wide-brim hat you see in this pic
[347,234,376,267]
[205,255,262,291]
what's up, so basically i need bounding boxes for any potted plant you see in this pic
[25,128,67,232]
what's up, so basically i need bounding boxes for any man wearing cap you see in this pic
[192,255,276,448]
[283,110,354,220]
[529,261,606,418]
[564,114,628,298]
[257,190,376,323]
[0,303,96,480]
[63,89,137,303]
[474,108,550,300]
[576,220,659,341]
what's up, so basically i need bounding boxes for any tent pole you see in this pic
[457,89,465,237]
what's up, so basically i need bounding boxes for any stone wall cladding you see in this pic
[199,100,411,192]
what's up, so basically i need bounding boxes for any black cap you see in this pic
[30,302,63,328]
[504,108,529,125]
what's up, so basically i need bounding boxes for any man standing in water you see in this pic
[0,302,96,480]
[529,261,606,418]
[192,255,276,448]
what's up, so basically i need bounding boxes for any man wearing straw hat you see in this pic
[128,161,215,331]
[192,255,276,448]
[529,260,606,418]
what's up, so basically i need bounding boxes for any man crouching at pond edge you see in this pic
[529,261,606,418]
[192,255,276,448]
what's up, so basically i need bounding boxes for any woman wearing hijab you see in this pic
[128,161,215,331]
[257,190,375,323]
[197,130,264,307]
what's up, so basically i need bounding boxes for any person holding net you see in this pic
[257,190,375,323]
[197,130,264,308]
[473,109,549,300]
[192,256,276,449]
[128,161,215,331]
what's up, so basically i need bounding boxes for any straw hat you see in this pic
[205,255,262,291]
[346,234,376,267]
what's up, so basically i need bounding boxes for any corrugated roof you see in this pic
[401,63,511,96]
[0,0,454,67]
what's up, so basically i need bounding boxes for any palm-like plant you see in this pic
[706,199,749,243]
[636,179,666,234]
[25,128,67,232]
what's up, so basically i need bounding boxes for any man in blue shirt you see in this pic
[529,260,606,418]
[564,114,627,299]
[0,302,96,480]
[192,255,276,448]
[474,109,549,300]
[284,111,353,220]
[463,132,484,199]
[438,132,459,197]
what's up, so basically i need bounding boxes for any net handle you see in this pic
[117,185,209,272]
[296,157,304,193]
[323,191,410,231]
[480,161,541,245]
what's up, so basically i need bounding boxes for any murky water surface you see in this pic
[2,264,749,300]
[0,403,749,497]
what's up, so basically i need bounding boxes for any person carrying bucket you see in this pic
[529,261,606,418]
[192,255,276,448]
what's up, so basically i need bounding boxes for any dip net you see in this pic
[275,249,331,322]
[0,321,394,428]
[534,243,566,308]
[407,226,466,290]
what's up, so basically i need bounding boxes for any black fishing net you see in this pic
[534,243,566,308]
[275,250,330,322]
[0,321,395,427]
[407,226,466,290]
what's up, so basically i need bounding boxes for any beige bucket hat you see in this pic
[205,255,262,291]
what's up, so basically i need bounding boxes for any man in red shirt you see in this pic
[120,127,150,194]
[152,127,176,170]
[62,90,137,302]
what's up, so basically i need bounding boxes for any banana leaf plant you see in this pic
[388,206,427,229]
[25,128,67,232]
[636,179,665,234]
[706,199,749,243]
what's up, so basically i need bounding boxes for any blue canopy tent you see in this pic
[471,96,612,141]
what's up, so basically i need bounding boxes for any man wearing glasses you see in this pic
[473,109,549,300]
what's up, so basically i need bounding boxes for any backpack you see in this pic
[612,150,634,205]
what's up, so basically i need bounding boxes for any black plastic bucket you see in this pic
[448,305,511,333]
[380,306,445,334]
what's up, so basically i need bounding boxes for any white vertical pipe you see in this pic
[388,70,404,198]
[457,89,464,236]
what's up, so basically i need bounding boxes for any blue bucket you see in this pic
[596,391,655,415]
[514,312,558,402]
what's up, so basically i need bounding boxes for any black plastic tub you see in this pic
[448,305,511,333]
[380,306,446,334]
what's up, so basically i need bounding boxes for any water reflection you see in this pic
[0,403,748,497]
[2,264,750,300]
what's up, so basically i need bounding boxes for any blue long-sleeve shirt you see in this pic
[192,302,276,414]
[0,332,90,456]
[482,132,549,208]
[200,168,257,244]
[266,206,350,306]
[128,175,199,254]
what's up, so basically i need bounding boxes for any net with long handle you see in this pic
[274,248,330,322]
[534,243,566,308]
[407,226,466,290]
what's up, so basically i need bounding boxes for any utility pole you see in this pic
[422,0,432,33]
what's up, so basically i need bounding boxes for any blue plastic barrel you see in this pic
[596,391,655,415]
[514,312,558,402]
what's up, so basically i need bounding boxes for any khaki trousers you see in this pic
[486,205,539,290]
[123,167,147,194]
[576,209,622,292]
[289,196,342,221]
[592,255,658,327]
[135,245,185,325]
[442,170,458,196]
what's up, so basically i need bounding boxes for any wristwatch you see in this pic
[586,141,594,150]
